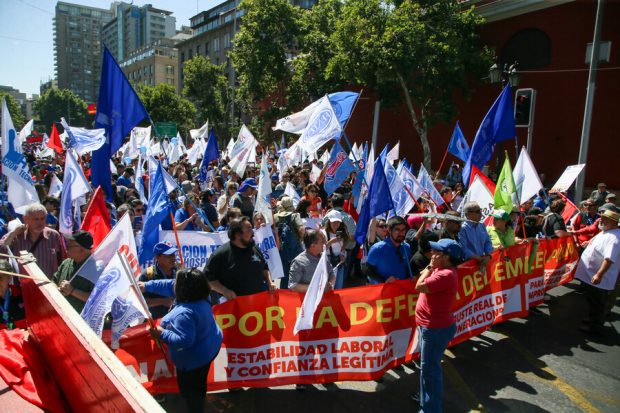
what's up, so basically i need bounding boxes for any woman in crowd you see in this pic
[217,181,238,223]
[301,184,323,217]
[321,210,347,289]
[142,268,223,413]
[413,239,462,412]
[487,209,516,249]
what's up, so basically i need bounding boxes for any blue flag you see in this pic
[351,169,365,209]
[463,84,516,187]
[328,92,359,128]
[199,129,219,182]
[94,47,149,200]
[447,121,470,162]
[354,158,394,244]
[324,142,356,196]
[138,161,171,265]
[379,144,389,164]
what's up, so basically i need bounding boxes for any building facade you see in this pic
[0,85,38,120]
[101,2,176,62]
[120,34,190,94]
[53,2,113,103]
[345,0,619,191]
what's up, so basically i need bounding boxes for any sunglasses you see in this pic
[377,224,387,228]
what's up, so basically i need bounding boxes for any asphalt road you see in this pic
[162,280,620,413]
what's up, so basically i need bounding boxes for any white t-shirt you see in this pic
[321,229,343,258]
[575,228,620,290]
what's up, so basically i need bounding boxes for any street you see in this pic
[163,280,620,413]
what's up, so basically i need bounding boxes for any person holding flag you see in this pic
[140,268,223,413]
[138,241,179,319]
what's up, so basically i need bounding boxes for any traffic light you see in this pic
[514,88,535,127]
[87,103,97,115]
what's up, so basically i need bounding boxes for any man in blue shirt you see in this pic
[116,167,135,189]
[175,193,210,231]
[459,202,493,265]
[365,216,412,284]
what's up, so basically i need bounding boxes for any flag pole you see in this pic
[434,147,450,181]
[169,211,185,268]
[118,252,172,368]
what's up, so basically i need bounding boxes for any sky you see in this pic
[0,0,223,97]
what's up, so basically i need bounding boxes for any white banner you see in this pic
[158,230,229,270]
[253,225,284,279]
[550,164,586,193]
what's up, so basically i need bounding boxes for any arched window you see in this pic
[501,28,551,70]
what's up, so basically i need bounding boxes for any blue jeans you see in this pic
[334,265,345,289]
[418,324,456,413]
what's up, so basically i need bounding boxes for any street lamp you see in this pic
[489,61,521,87]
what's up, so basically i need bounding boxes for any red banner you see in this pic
[109,237,577,394]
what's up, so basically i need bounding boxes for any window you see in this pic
[167,78,174,85]
[501,28,551,70]
[213,38,220,52]
[180,51,185,62]
[196,45,201,55]
[189,49,193,59]
[224,34,231,48]
[165,65,174,75]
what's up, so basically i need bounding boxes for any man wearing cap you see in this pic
[116,167,135,189]
[487,209,516,249]
[55,231,98,313]
[365,216,413,284]
[574,209,620,334]
[1,203,65,276]
[139,241,178,319]
[229,178,257,219]
[589,183,609,207]
[605,193,617,207]
[459,202,493,265]
[412,238,462,410]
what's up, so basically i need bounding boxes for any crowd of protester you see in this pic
[0,139,618,413]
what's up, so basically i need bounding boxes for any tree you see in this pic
[34,89,89,131]
[328,0,491,168]
[182,56,229,137]
[0,93,25,130]
[138,83,196,136]
[230,0,303,140]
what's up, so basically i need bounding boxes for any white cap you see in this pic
[325,210,343,222]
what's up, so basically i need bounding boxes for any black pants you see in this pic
[177,362,211,413]
[584,283,609,328]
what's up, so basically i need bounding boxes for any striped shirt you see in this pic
[1,227,66,278]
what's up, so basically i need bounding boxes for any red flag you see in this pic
[557,192,578,224]
[81,187,111,248]
[469,165,496,193]
[47,124,63,154]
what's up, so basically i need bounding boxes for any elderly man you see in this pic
[289,229,335,293]
[139,241,179,319]
[55,231,97,313]
[203,217,276,302]
[365,216,413,284]
[0,203,65,276]
[575,209,620,335]
[459,202,493,265]
[589,183,609,207]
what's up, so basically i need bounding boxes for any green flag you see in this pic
[494,152,517,212]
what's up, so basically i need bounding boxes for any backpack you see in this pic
[277,213,303,262]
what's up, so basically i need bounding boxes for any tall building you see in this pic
[101,2,176,62]
[53,2,113,103]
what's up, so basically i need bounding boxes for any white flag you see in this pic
[254,154,273,225]
[60,117,106,155]
[18,119,34,146]
[319,149,330,165]
[148,155,178,195]
[513,146,543,203]
[349,142,358,162]
[48,174,63,197]
[1,98,39,214]
[386,141,399,164]
[190,120,209,140]
[186,138,206,165]
[277,152,288,174]
[458,175,494,222]
[228,125,257,177]
[284,140,303,167]
[74,213,140,284]
[127,126,151,159]
[293,246,330,335]
[298,96,342,154]
[59,150,91,235]
[253,225,284,279]
[284,182,301,208]
[310,164,322,184]
[396,166,424,217]
[81,252,147,347]
[273,98,322,134]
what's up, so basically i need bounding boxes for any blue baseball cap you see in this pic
[238,178,258,193]
[153,241,178,256]
[429,239,463,261]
